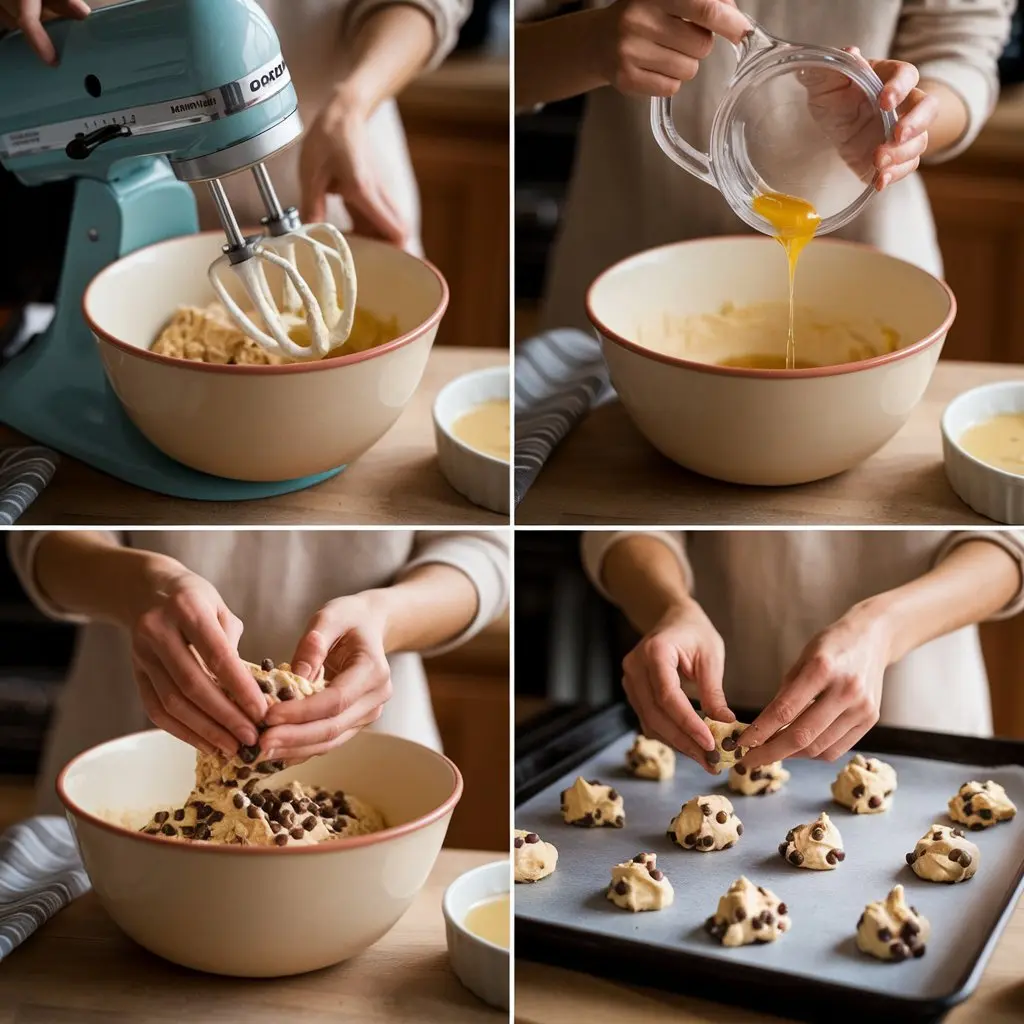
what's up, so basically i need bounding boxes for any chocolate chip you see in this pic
[789,851,804,866]
[758,886,768,896]
[901,921,919,941]
[578,813,594,827]
[261,658,274,671]
[514,837,524,849]
[763,913,774,927]
[274,833,288,846]
[272,760,286,772]
[256,762,277,774]
[734,764,747,775]
[593,808,603,821]
[209,811,224,824]
[826,850,838,865]
[734,907,746,922]
[959,852,972,867]
[173,809,184,821]
[963,802,974,817]
[270,821,282,833]
[666,830,676,843]
[588,779,600,785]
[160,824,176,836]
[236,767,251,780]
[704,916,717,934]
[811,826,824,842]
[786,829,795,842]
[614,815,624,827]
[868,796,881,809]
[910,906,919,916]
[913,945,926,959]
[289,827,304,840]
[835,850,845,862]
[852,784,865,798]
[250,792,264,808]
[890,942,908,962]
[878,927,892,942]
[685,833,698,847]
[257,679,273,694]
[247,805,260,819]
[238,744,260,764]
[932,831,942,841]
[952,828,965,838]
[333,790,346,802]
[614,880,628,895]
[233,793,246,809]
[779,842,789,857]
[759,786,772,796]
[526,833,540,844]
[749,770,762,781]
[716,811,728,824]
[751,916,763,930]
[948,849,962,864]
[884,789,892,797]
[143,827,160,835]
[223,779,238,789]
[194,824,211,841]
[302,816,317,831]
[706,750,720,764]
[700,835,714,848]
[723,841,735,849]
[607,789,618,801]
[700,803,712,816]
[970,823,985,832]
[278,685,295,701]
[154,811,168,823]
[721,736,736,751]
[650,869,664,881]
[633,853,646,863]
[778,903,787,916]
[180,826,195,837]
[736,823,743,836]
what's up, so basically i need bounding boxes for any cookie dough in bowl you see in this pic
[606,852,673,911]
[560,777,625,828]
[948,780,1017,830]
[907,825,979,883]
[832,754,897,814]
[57,723,463,977]
[857,885,929,962]
[779,812,846,870]
[625,735,675,779]
[514,830,558,883]
[704,877,790,947]
[668,795,743,851]
[728,760,790,796]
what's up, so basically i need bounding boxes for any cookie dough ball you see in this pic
[514,829,557,883]
[831,754,897,814]
[779,811,846,870]
[728,760,790,796]
[948,780,1017,830]
[668,795,743,852]
[907,825,979,883]
[606,852,674,911]
[560,777,624,828]
[626,735,675,780]
[704,876,790,947]
[857,884,929,962]
[703,716,749,773]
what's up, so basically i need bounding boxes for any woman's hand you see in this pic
[131,570,266,758]
[0,1,90,65]
[594,0,749,98]
[260,595,393,762]
[621,599,732,770]
[740,608,891,768]
[299,87,407,245]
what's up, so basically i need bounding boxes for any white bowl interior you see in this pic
[943,382,1024,447]
[590,238,952,366]
[85,232,444,352]
[434,367,510,432]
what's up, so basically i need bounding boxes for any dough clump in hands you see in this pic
[702,716,748,773]
[857,884,929,962]
[606,852,673,911]
[668,795,743,851]
[907,825,979,883]
[948,780,1017,830]
[728,760,790,796]
[560,777,624,828]
[625,735,675,779]
[831,754,897,814]
[514,829,558,883]
[704,876,790,947]
[779,811,845,870]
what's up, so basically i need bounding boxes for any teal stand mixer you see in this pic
[0,0,346,500]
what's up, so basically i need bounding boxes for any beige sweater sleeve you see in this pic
[580,531,693,603]
[933,529,1024,620]
[892,0,1014,162]
[399,530,511,655]
[7,531,124,624]
[343,0,472,72]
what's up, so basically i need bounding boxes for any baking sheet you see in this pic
[514,732,1024,1004]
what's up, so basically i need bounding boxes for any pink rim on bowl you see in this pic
[57,728,463,856]
[584,236,957,380]
[81,230,450,376]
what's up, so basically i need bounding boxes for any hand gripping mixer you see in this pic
[0,0,356,499]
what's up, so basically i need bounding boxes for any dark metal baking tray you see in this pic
[514,704,1024,1024]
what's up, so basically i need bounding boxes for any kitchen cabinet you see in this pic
[400,56,510,351]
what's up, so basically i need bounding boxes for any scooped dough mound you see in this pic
[779,811,845,870]
[625,735,675,780]
[702,717,748,773]
[907,825,979,883]
[857,885,929,962]
[560,777,624,828]
[606,852,673,911]
[704,876,790,947]
[948,780,1017,830]
[831,754,897,814]
[668,795,743,852]
[728,760,790,796]
[140,659,385,846]
[514,829,558,883]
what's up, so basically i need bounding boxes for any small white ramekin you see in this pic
[433,366,510,516]
[442,859,509,1010]
[942,381,1024,525]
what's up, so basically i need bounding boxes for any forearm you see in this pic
[335,5,435,116]
[33,532,185,629]
[600,534,696,635]
[919,80,970,157]
[848,540,1020,665]
[368,563,480,653]
[515,10,607,110]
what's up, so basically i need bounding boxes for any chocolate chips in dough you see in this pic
[560,777,625,828]
[667,795,743,852]
[140,659,385,847]
[948,780,1017,831]
[702,716,748,773]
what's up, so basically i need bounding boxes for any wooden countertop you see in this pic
[7,346,508,526]
[517,360,1022,526]
[400,54,509,122]
[0,847,505,1024]
[515,901,1024,1024]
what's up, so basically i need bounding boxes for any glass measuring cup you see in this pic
[650,20,898,236]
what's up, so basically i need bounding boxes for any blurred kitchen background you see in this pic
[0,550,509,853]
[515,531,1024,742]
[516,1,1024,355]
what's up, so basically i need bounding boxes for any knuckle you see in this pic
[162,690,187,719]
[770,698,799,727]
[789,726,817,751]
[809,651,835,677]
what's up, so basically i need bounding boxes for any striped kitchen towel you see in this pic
[514,329,615,506]
[0,447,58,525]
[0,817,90,961]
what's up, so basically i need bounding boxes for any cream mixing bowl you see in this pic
[586,237,955,486]
[83,232,448,482]
[57,729,462,977]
